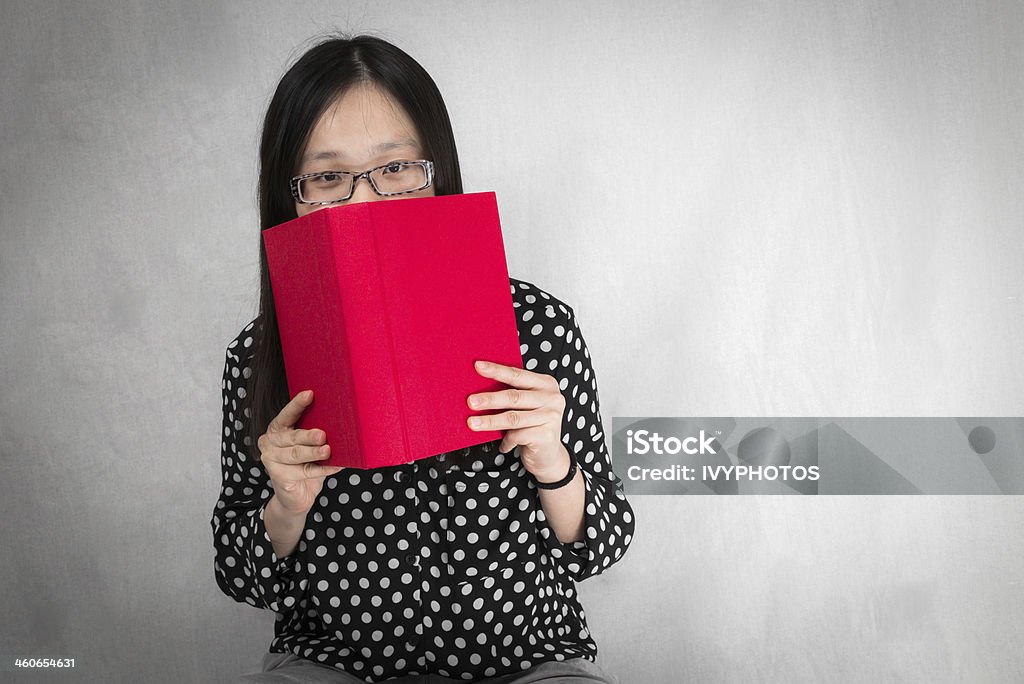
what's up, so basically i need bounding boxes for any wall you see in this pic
[1,1,1022,681]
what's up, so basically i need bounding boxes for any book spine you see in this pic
[320,213,364,468]
[368,206,412,464]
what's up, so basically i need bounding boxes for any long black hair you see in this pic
[243,33,464,458]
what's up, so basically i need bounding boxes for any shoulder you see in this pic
[508,276,580,360]
[223,316,260,368]
[508,276,576,322]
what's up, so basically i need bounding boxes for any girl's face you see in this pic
[294,83,435,218]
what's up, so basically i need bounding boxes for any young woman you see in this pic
[211,34,635,684]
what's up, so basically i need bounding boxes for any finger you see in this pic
[267,389,315,434]
[288,442,332,465]
[263,426,326,452]
[473,361,550,390]
[302,460,345,480]
[497,440,521,456]
[495,427,552,455]
[266,442,331,469]
[467,387,545,411]
[277,426,327,447]
[468,407,559,432]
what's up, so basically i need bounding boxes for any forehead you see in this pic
[303,84,421,161]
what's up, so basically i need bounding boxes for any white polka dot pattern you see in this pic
[210,277,635,681]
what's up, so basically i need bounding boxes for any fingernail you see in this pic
[469,417,482,429]
[319,445,329,455]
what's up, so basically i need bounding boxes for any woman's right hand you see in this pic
[258,389,345,516]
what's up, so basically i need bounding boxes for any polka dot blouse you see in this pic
[211,277,635,682]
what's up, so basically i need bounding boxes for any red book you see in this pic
[261,191,522,469]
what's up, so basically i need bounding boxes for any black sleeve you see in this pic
[535,305,635,582]
[210,331,310,612]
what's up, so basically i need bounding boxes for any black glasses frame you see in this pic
[289,160,435,205]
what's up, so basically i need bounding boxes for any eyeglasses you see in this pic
[290,159,435,205]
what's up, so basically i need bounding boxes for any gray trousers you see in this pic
[237,651,622,684]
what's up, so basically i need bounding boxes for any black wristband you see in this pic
[532,451,578,490]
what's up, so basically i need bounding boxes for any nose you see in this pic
[348,174,383,204]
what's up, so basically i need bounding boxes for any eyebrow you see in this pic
[301,138,419,164]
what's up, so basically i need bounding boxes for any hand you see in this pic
[257,390,345,516]
[467,360,570,482]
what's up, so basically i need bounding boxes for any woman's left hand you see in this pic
[467,360,570,482]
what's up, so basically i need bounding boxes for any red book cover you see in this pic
[261,191,523,469]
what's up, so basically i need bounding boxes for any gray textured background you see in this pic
[2,1,1023,682]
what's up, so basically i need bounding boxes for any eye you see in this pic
[309,172,345,186]
[383,162,404,175]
